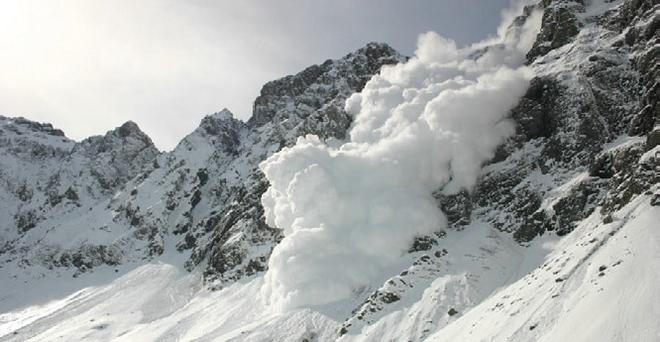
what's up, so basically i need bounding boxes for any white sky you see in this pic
[0,0,512,150]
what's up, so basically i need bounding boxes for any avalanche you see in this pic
[258,5,541,310]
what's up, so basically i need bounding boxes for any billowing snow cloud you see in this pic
[260,3,541,309]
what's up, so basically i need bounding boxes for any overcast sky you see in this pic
[0,0,513,150]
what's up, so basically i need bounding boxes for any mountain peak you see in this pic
[352,41,403,60]
[172,108,244,155]
[102,120,155,148]
[1,115,66,137]
[207,108,235,121]
[73,120,157,158]
[248,43,405,128]
[197,109,242,134]
[116,121,142,138]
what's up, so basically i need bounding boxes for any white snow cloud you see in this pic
[259,4,541,310]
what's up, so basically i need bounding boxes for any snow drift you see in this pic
[259,4,542,310]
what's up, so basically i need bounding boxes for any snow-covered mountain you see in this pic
[1,0,658,341]
[0,118,159,272]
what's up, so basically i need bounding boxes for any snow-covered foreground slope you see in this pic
[0,220,558,341]
[429,191,660,342]
[1,190,657,341]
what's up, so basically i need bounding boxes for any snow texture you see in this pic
[259,6,541,309]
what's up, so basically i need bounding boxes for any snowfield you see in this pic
[1,192,657,341]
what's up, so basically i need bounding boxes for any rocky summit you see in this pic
[0,0,658,341]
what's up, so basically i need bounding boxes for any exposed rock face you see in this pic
[509,77,561,141]
[444,0,659,243]
[249,43,404,133]
[527,0,584,60]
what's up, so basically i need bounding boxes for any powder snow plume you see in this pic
[260,4,542,310]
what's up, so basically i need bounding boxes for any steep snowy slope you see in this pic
[0,0,658,341]
[0,117,159,274]
[428,190,660,342]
